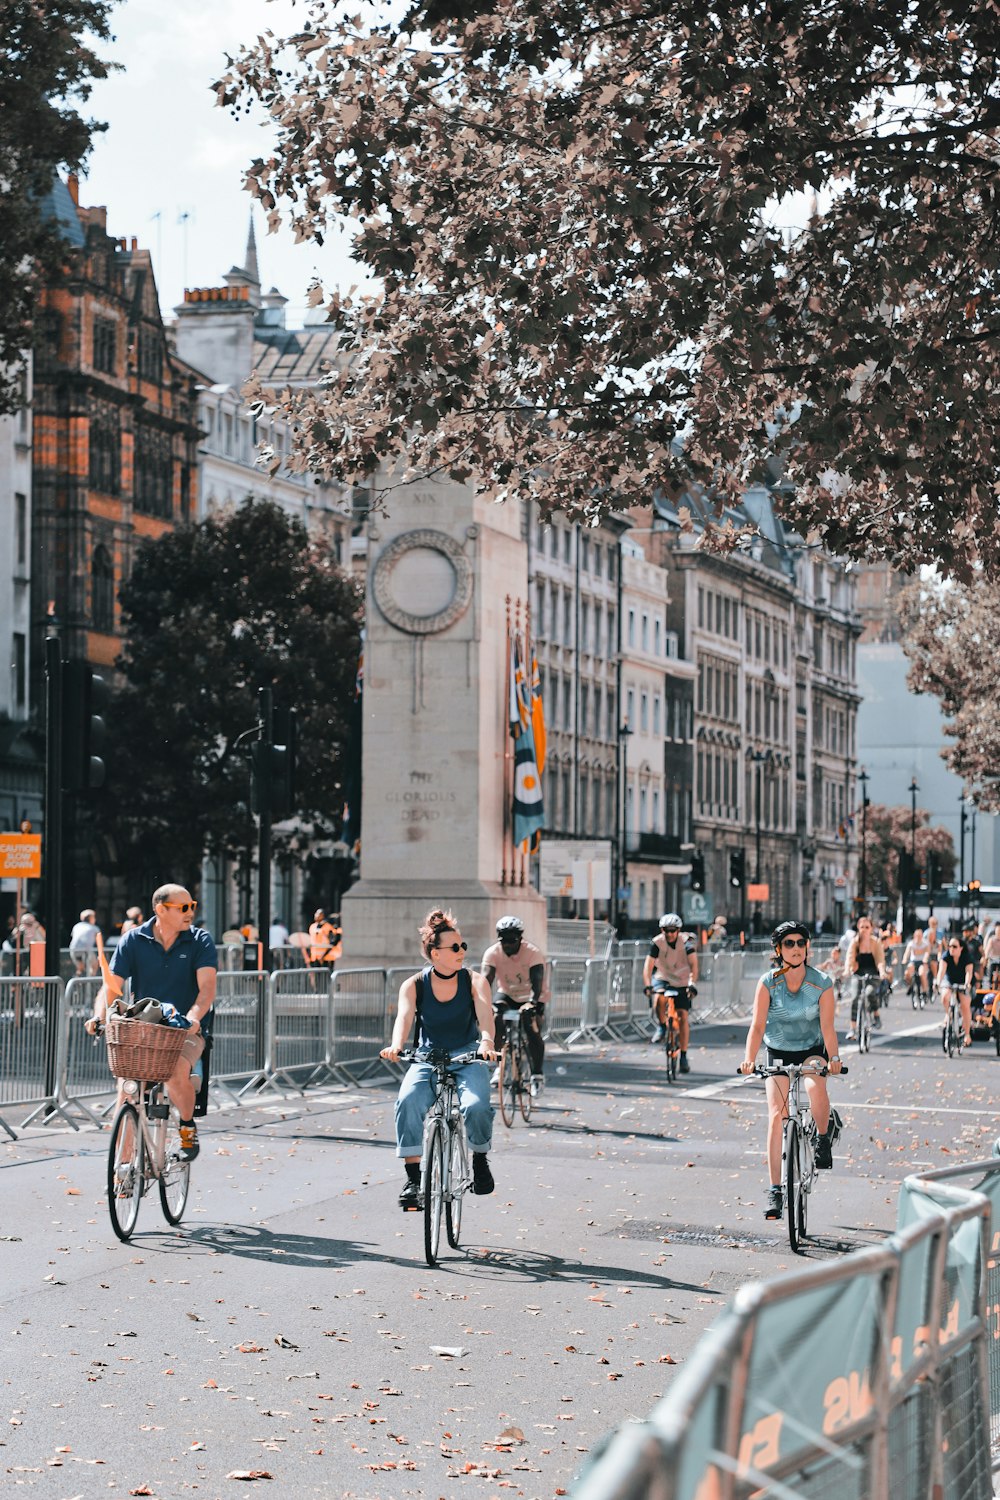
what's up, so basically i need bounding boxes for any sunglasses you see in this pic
[780,938,807,949]
[434,941,468,953]
[162,901,197,914]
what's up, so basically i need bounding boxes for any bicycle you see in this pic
[497,1007,532,1127]
[853,977,881,1053]
[940,985,968,1059]
[97,1019,192,1242]
[648,984,693,1082]
[400,1047,480,1267]
[743,1061,847,1255]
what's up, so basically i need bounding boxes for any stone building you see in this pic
[647,486,861,934]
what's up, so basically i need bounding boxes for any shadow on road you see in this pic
[431,1243,714,1292]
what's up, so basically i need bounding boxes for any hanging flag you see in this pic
[509,630,529,739]
[530,650,546,775]
[512,713,544,851]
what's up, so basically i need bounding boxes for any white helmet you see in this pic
[659,913,683,931]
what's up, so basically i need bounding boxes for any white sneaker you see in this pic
[490,1066,500,1086]
[530,1075,544,1098]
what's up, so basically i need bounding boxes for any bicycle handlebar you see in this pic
[738,1062,848,1078]
[398,1047,486,1067]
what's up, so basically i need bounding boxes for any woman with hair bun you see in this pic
[381,908,498,1209]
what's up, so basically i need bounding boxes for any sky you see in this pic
[78,0,363,325]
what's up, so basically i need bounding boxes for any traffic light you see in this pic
[728,848,745,889]
[62,661,109,791]
[927,851,941,889]
[251,707,297,820]
[898,848,914,893]
[690,851,705,892]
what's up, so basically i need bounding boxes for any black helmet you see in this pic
[496,915,524,935]
[771,919,810,948]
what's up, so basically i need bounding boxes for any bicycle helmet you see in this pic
[659,913,683,931]
[771,919,811,947]
[496,915,525,935]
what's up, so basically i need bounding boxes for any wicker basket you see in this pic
[106,1014,188,1082]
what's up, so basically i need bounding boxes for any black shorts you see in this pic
[765,1043,827,1068]
[653,981,692,1012]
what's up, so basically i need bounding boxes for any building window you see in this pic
[88,400,121,495]
[137,327,163,384]
[15,493,26,568]
[12,633,26,711]
[134,422,173,518]
[92,544,115,632]
[93,317,116,375]
[640,692,649,732]
[627,609,636,647]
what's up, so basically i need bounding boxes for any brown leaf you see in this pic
[226,1471,273,1481]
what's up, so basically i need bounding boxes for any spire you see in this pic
[244,214,259,285]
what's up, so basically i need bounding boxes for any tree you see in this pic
[0,0,115,412]
[863,803,955,908]
[898,576,1000,808]
[97,499,362,889]
[219,1,1000,581]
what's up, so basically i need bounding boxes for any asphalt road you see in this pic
[2,990,998,1500]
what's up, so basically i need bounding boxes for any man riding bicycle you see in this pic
[84,883,217,1162]
[740,920,842,1220]
[481,915,547,1097]
[643,913,698,1073]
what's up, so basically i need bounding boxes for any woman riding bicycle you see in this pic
[740,920,843,1221]
[938,934,974,1050]
[902,926,931,1002]
[380,908,498,1209]
[843,914,887,1040]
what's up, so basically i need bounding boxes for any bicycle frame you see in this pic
[745,1061,845,1255]
[401,1048,478,1265]
[498,1009,532,1125]
[107,1077,191,1241]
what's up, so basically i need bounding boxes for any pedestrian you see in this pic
[120,906,144,935]
[269,916,290,968]
[69,908,101,976]
[308,909,338,967]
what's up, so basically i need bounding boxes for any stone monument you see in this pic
[340,477,547,970]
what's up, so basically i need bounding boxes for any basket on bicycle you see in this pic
[105,1014,188,1082]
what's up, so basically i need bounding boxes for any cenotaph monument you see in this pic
[339,477,547,969]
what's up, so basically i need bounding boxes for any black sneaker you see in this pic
[472,1154,494,1195]
[398,1178,421,1211]
[178,1122,199,1162]
[679,1053,690,1074]
[764,1186,783,1220]
[815,1134,833,1169]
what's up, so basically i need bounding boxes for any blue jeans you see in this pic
[395,1059,494,1158]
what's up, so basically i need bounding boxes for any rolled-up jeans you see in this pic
[394,1058,494,1158]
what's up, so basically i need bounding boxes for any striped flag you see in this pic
[530,649,546,775]
[510,631,543,850]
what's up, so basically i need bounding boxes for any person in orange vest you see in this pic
[309,910,339,966]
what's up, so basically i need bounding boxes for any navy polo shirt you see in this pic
[110,918,217,1034]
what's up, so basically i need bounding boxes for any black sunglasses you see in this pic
[780,938,807,949]
[434,941,468,953]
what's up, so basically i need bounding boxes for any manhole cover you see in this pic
[602,1220,783,1251]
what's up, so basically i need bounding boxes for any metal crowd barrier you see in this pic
[0,976,67,1137]
[211,970,267,1102]
[264,968,334,1094]
[60,976,111,1125]
[574,1166,994,1500]
[329,967,393,1084]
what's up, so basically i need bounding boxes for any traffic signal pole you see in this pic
[257,685,272,972]
[43,636,63,1097]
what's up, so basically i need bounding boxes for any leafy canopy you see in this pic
[219,0,1000,581]
[0,0,115,411]
[899,576,1000,810]
[863,802,955,908]
[100,499,362,882]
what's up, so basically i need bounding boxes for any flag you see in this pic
[530,650,546,774]
[510,629,543,849]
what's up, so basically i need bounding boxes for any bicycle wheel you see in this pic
[664,1019,678,1084]
[108,1102,144,1242]
[158,1110,191,1226]
[944,1004,958,1058]
[797,1123,813,1243]
[446,1124,469,1249]
[498,1043,517,1127]
[517,1036,533,1122]
[784,1120,804,1254]
[423,1119,445,1266]
[857,994,870,1053]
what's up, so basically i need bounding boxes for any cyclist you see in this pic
[983,923,1000,985]
[84,884,217,1161]
[962,918,984,983]
[643,913,699,1073]
[481,915,547,1097]
[938,934,974,1049]
[843,914,887,1040]
[380,908,498,1209]
[739,920,843,1220]
[902,927,932,1002]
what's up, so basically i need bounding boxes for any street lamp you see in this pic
[959,794,968,924]
[858,768,870,907]
[908,777,918,930]
[616,721,633,933]
[750,747,768,933]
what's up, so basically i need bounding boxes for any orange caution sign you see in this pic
[0,833,42,879]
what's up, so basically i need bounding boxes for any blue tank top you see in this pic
[415,967,479,1054]
[762,963,828,1052]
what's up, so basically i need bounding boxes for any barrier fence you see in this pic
[0,945,857,1136]
[573,1163,1000,1500]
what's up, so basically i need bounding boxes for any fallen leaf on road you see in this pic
[496,1425,525,1444]
[430,1346,467,1358]
[274,1335,300,1349]
[237,1343,265,1353]
[129,1487,155,1496]
[226,1471,273,1481]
